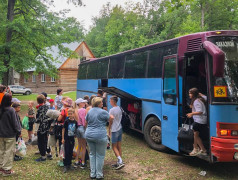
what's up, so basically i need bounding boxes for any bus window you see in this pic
[97,59,109,79]
[147,48,163,78]
[163,58,177,105]
[87,62,97,79]
[125,52,147,78]
[78,64,88,79]
[108,56,125,78]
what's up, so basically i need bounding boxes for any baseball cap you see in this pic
[11,98,21,103]
[75,98,87,104]
[49,99,54,103]
[41,92,47,98]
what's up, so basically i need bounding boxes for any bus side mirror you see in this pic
[203,41,225,77]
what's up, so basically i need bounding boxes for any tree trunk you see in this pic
[201,2,205,29]
[2,0,16,86]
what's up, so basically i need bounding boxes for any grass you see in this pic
[3,100,238,179]
[13,91,77,101]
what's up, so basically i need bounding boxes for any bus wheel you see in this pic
[144,117,166,151]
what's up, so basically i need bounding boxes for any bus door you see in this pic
[162,55,179,151]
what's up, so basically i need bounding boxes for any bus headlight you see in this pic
[234,152,238,160]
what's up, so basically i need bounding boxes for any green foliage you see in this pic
[0,0,84,83]
[85,0,238,58]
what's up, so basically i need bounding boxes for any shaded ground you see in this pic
[2,103,238,180]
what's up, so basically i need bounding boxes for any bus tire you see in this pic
[144,117,166,151]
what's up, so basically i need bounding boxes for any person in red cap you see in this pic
[49,99,55,110]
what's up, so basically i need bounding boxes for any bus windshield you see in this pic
[208,36,238,103]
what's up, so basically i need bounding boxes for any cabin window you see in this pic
[24,77,28,83]
[41,74,46,82]
[32,75,36,82]
[51,77,56,82]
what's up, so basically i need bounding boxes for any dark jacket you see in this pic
[0,107,21,138]
[35,104,50,134]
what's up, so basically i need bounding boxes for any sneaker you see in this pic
[2,169,15,176]
[200,150,207,156]
[26,139,32,145]
[74,162,80,168]
[189,148,200,156]
[111,163,118,168]
[69,165,76,170]
[35,157,46,162]
[80,163,86,169]
[115,162,125,170]
[14,155,23,161]
[47,154,53,160]
[63,166,68,173]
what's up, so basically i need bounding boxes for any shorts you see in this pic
[192,122,207,134]
[28,121,34,131]
[111,128,123,144]
[76,126,85,139]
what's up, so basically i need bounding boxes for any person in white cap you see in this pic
[46,97,51,108]
[11,98,21,104]
[74,98,88,169]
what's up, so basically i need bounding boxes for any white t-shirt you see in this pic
[192,99,207,124]
[109,106,122,132]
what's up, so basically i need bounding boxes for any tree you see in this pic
[0,0,84,85]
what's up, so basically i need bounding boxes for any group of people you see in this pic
[0,86,125,179]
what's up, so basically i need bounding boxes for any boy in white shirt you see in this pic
[108,96,125,170]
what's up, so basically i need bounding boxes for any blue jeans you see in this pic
[86,136,107,179]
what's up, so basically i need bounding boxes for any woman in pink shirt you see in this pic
[74,98,87,168]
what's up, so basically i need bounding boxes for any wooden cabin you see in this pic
[19,41,95,94]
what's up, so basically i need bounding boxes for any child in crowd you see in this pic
[75,98,87,169]
[55,88,63,110]
[109,96,125,170]
[49,99,55,110]
[58,97,72,124]
[26,101,35,144]
[35,94,52,162]
[62,108,78,173]
[46,97,51,108]
[83,95,90,108]
[12,102,23,161]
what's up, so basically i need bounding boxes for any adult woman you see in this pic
[0,93,21,176]
[85,97,113,179]
[186,88,207,156]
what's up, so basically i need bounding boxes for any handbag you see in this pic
[177,118,194,143]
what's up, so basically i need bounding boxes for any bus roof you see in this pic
[81,30,238,64]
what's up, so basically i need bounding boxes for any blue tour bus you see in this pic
[77,30,238,162]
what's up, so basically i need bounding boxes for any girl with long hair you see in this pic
[186,88,207,156]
